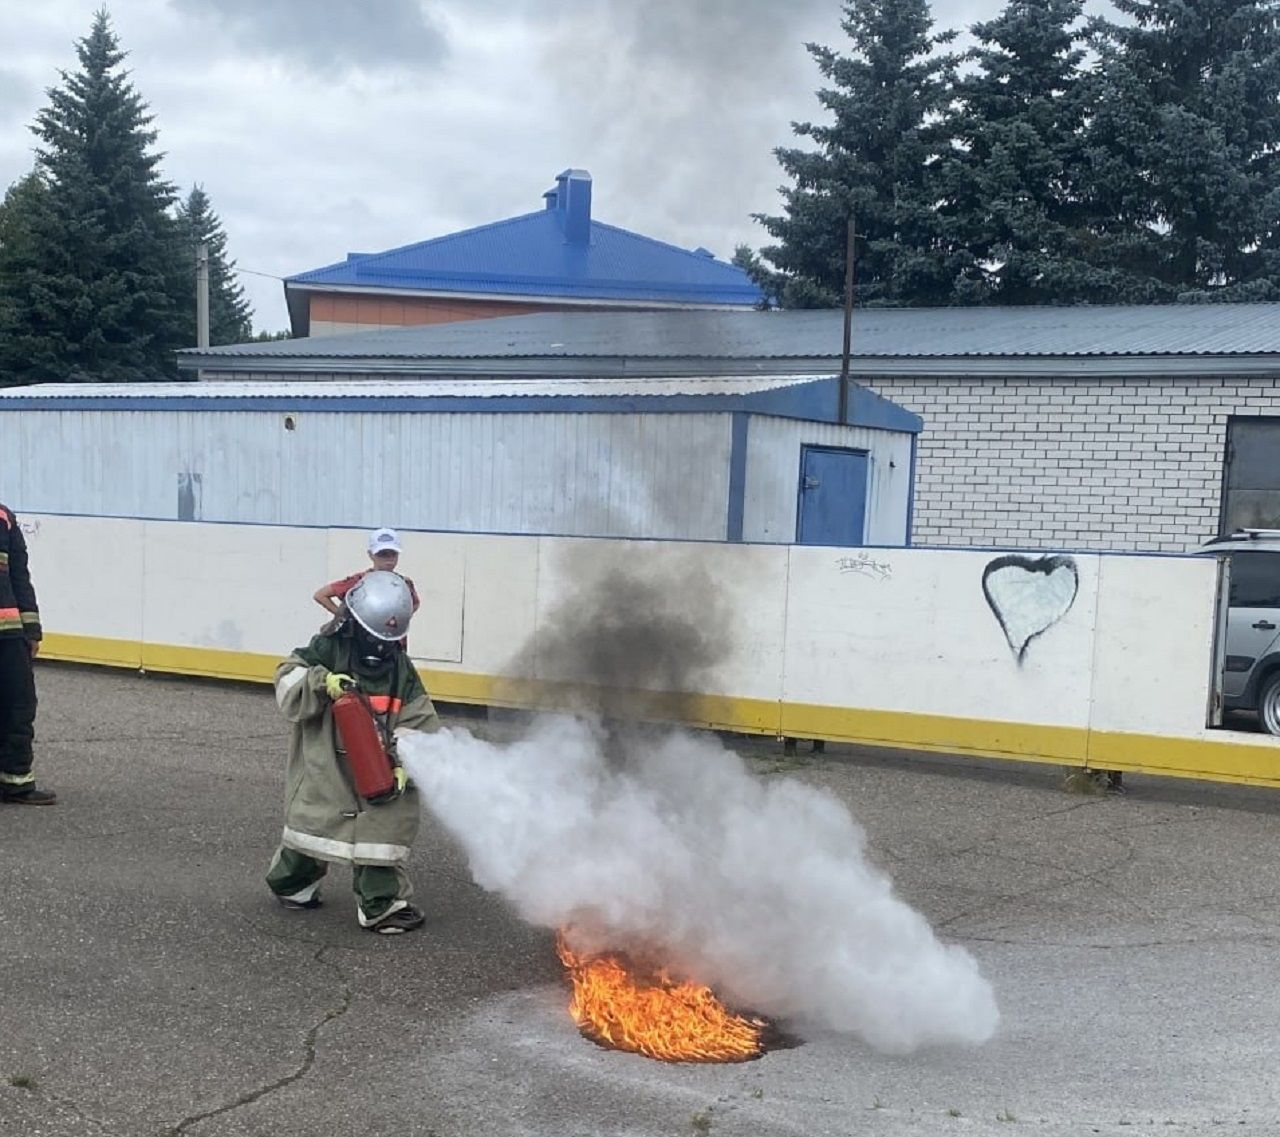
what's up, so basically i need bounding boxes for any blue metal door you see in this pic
[797,446,869,546]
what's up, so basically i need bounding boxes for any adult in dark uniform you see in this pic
[0,503,54,805]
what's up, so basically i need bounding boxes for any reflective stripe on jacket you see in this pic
[0,505,40,641]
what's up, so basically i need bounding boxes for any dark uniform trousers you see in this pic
[0,638,37,782]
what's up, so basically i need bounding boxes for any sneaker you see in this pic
[366,903,425,935]
[0,786,57,805]
[276,894,322,911]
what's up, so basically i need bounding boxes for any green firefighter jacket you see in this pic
[274,631,439,867]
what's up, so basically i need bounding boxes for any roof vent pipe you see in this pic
[555,168,592,246]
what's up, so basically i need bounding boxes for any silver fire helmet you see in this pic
[345,571,414,641]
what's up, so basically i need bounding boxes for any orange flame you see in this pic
[556,932,767,1063]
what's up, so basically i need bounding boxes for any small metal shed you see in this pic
[0,376,921,546]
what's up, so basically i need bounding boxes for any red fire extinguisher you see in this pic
[332,689,398,804]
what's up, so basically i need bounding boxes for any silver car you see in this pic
[1199,529,1280,734]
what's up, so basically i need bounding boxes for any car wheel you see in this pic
[1259,672,1280,736]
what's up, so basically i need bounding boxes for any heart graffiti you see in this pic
[981,555,1079,664]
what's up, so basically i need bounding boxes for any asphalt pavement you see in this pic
[3,662,1280,1137]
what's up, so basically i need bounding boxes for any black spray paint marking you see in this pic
[982,555,1079,664]
[836,552,892,581]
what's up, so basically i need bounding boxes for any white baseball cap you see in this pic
[367,527,402,554]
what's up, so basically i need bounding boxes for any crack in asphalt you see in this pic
[924,802,1155,933]
[944,796,1112,856]
[928,799,1280,945]
[160,942,353,1137]
[935,865,1133,934]
[789,770,1209,944]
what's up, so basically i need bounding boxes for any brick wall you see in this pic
[864,373,1280,553]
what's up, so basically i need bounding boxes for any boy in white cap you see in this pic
[314,527,421,619]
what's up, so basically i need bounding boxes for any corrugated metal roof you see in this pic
[287,212,761,308]
[0,375,923,435]
[0,375,820,400]
[179,303,1280,370]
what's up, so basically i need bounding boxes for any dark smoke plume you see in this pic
[499,544,733,725]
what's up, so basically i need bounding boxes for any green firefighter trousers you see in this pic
[265,845,410,923]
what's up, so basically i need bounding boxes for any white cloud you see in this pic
[168,0,448,76]
[0,2,1114,336]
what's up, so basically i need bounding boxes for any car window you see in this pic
[1229,551,1280,607]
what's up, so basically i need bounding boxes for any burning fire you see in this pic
[556,932,768,1063]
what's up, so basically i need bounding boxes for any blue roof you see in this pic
[285,170,762,308]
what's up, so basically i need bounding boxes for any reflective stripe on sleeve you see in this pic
[275,666,308,708]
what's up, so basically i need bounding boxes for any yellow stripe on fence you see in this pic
[36,632,1280,790]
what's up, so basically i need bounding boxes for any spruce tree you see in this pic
[0,176,50,387]
[1081,0,1280,301]
[938,0,1104,304]
[174,186,253,346]
[747,0,959,308]
[0,174,47,257]
[0,10,185,383]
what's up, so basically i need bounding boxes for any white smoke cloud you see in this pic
[400,714,998,1054]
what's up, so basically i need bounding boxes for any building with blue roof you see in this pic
[285,169,763,337]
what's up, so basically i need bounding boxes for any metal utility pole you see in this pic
[196,242,210,349]
[837,216,855,425]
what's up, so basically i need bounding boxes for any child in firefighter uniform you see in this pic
[267,570,438,934]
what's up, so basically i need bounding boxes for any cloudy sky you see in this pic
[0,1,1102,334]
